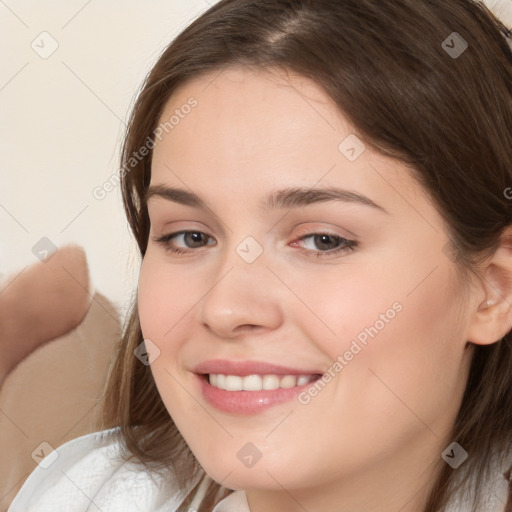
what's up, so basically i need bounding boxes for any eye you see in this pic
[151,230,358,259]
[152,231,214,254]
[291,233,358,258]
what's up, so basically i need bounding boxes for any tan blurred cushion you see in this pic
[0,292,120,511]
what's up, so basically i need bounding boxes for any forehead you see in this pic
[155,65,347,160]
[149,65,431,220]
[162,65,333,121]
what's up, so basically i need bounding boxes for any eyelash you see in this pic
[152,231,358,258]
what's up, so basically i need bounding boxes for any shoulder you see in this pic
[8,428,193,512]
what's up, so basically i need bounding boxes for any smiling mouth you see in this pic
[206,373,322,391]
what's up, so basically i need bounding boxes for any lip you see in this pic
[192,359,322,376]
[192,359,323,415]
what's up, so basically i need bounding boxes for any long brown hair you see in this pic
[99,1,512,510]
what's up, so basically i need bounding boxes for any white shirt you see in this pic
[7,428,249,512]
[7,427,510,512]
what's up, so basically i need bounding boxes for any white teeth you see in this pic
[242,374,263,391]
[225,375,243,391]
[263,374,280,390]
[279,375,297,389]
[216,374,226,388]
[296,375,311,386]
[208,373,317,391]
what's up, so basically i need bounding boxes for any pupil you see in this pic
[187,232,204,247]
[316,234,336,250]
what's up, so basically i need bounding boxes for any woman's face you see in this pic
[138,66,475,508]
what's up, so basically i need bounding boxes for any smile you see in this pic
[208,373,319,391]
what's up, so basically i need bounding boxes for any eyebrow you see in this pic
[144,184,389,214]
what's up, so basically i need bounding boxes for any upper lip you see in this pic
[193,359,322,376]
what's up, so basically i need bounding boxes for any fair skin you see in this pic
[138,65,512,512]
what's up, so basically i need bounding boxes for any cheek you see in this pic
[288,262,406,360]
[137,258,161,340]
[333,267,466,441]
[137,257,189,411]
[137,255,187,341]
[302,253,465,436]
[137,255,199,388]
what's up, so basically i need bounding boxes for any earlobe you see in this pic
[466,227,512,346]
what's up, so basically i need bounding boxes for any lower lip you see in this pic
[196,374,320,415]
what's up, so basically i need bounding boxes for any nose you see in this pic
[196,245,284,339]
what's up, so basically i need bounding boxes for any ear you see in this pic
[467,226,512,345]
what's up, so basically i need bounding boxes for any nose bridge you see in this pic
[214,232,269,286]
[196,234,284,337]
